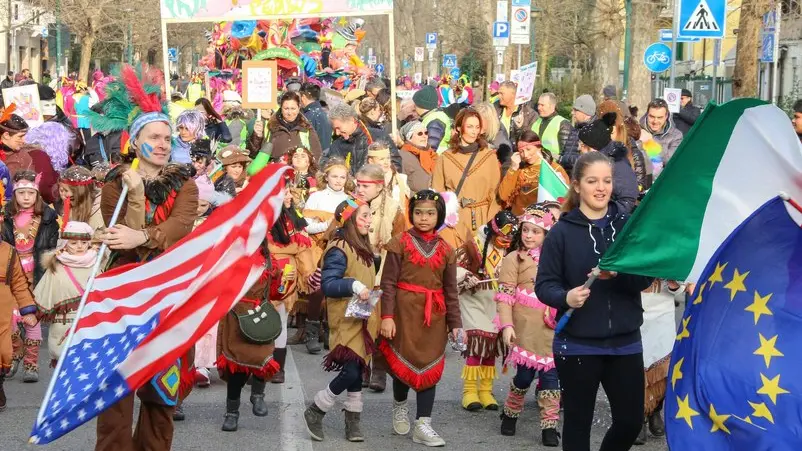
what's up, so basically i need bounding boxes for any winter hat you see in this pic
[603,85,617,99]
[219,146,251,166]
[572,95,596,117]
[400,120,426,142]
[413,86,438,111]
[190,138,213,160]
[222,90,242,104]
[578,112,617,151]
[195,175,215,203]
[519,207,554,231]
[681,88,693,98]
[489,81,500,92]
[61,221,93,241]
[60,165,94,187]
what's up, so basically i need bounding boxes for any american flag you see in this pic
[30,165,288,445]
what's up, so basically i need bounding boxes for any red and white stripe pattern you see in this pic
[31,165,288,444]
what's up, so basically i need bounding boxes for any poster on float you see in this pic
[2,85,43,127]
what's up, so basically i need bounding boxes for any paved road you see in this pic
[0,336,670,451]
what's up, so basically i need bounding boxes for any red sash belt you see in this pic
[397,282,445,327]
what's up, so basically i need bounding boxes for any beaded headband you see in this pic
[14,173,41,192]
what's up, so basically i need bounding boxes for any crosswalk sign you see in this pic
[678,0,725,39]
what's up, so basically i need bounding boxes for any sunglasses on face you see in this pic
[416,131,428,136]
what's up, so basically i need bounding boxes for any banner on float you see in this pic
[160,0,394,20]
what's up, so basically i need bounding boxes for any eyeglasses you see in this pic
[416,131,428,136]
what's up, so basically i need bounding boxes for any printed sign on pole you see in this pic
[414,73,422,85]
[497,0,509,22]
[513,62,537,105]
[428,48,435,60]
[664,88,682,113]
[510,0,532,45]
[496,50,505,65]
[643,42,672,73]
[443,54,458,69]
[414,47,425,62]
[241,60,277,110]
[678,0,726,39]
[659,29,699,43]
[492,21,510,47]
[761,32,775,63]
[495,73,507,84]
[376,64,385,75]
[426,33,438,49]
[168,48,178,62]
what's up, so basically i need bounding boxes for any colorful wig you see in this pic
[175,109,207,141]
[24,121,73,172]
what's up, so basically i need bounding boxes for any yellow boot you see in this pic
[478,366,499,410]
[461,366,482,411]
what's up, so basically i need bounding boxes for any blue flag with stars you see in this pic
[667,197,802,450]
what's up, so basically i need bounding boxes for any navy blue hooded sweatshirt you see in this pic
[535,202,653,349]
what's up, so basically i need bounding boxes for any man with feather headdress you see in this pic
[89,64,199,451]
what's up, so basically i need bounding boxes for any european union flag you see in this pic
[667,197,802,450]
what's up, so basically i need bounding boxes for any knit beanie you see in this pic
[578,112,617,151]
[400,120,425,141]
[413,86,438,111]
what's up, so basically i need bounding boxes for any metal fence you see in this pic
[654,77,733,106]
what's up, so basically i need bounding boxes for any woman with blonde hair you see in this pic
[474,102,513,170]
[597,100,651,196]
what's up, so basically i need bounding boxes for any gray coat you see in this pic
[639,114,683,163]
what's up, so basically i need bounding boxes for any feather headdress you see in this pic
[87,64,170,136]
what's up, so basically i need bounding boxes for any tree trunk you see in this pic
[732,0,770,97]
[79,34,96,83]
[591,0,624,95]
[629,0,661,112]
[539,14,550,84]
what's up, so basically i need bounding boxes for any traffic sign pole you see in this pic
[712,38,720,103]
[773,2,782,104]
[669,0,679,88]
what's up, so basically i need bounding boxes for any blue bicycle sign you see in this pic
[644,42,672,73]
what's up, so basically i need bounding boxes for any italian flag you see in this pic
[600,99,802,282]
[537,159,569,203]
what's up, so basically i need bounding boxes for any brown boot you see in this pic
[287,313,307,345]
[271,348,286,384]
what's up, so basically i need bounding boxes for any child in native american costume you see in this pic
[354,163,406,392]
[0,240,36,411]
[3,170,60,383]
[57,165,104,231]
[216,243,282,432]
[192,175,232,387]
[635,279,685,445]
[304,198,379,443]
[33,222,99,368]
[455,210,519,412]
[220,145,251,193]
[293,158,351,353]
[89,64,198,450]
[266,184,315,384]
[379,189,462,447]
[496,207,561,447]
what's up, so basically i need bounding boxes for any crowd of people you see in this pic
[0,63,719,451]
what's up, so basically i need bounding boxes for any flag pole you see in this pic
[33,159,140,433]
[554,267,601,334]
[779,191,802,215]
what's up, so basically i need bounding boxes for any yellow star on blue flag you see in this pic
[667,197,802,449]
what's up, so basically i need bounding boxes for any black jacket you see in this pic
[323,121,402,176]
[2,205,60,286]
[673,103,701,135]
[598,141,639,214]
[560,116,595,175]
[535,203,653,348]
[84,130,124,167]
[205,119,232,145]
[302,101,333,152]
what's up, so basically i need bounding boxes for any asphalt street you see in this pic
[0,333,671,451]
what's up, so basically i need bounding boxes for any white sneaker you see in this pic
[413,417,445,447]
[392,400,411,435]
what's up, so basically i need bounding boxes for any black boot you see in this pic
[305,320,322,354]
[322,320,330,350]
[634,422,647,445]
[499,412,517,436]
[542,428,560,447]
[0,375,6,412]
[271,348,286,384]
[648,411,665,437]
[250,378,269,416]
[221,398,240,432]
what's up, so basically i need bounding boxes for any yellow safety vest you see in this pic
[532,115,568,156]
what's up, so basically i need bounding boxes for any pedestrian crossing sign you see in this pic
[678,0,725,39]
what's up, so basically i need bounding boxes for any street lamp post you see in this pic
[56,0,62,77]
[622,0,632,100]
[128,22,133,64]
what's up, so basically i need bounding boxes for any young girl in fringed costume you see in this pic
[219,146,251,193]
[266,183,315,384]
[0,239,36,411]
[216,243,282,432]
[496,207,561,447]
[455,210,519,411]
[57,166,104,231]
[304,198,379,443]
[379,189,462,447]
[192,175,232,387]
[33,221,99,368]
[3,170,59,383]
[294,158,351,353]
